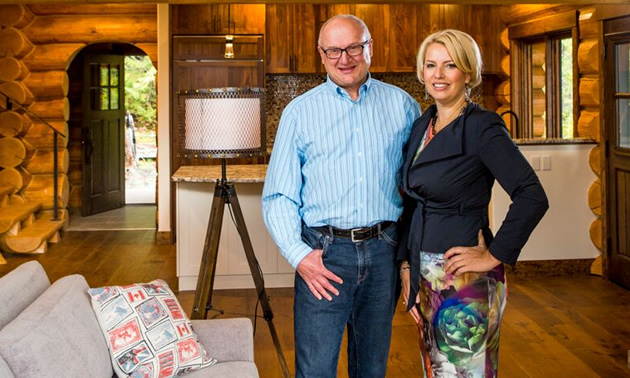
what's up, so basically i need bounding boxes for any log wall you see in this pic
[501,6,605,274]
[0,4,157,218]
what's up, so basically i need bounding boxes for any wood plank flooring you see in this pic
[1,230,629,377]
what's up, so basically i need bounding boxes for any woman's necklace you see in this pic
[432,101,470,134]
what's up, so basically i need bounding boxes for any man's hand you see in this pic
[443,230,501,276]
[296,249,343,301]
[400,269,421,324]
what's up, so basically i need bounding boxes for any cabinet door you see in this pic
[326,4,390,73]
[216,4,266,35]
[355,4,390,73]
[172,4,265,35]
[389,4,420,73]
[266,4,292,74]
[293,4,326,73]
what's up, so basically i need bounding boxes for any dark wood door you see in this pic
[604,16,630,289]
[81,54,126,216]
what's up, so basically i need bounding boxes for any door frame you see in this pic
[603,15,630,288]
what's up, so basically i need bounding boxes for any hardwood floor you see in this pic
[1,230,629,377]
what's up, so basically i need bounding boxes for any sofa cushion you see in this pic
[190,318,254,363]
[0,354,15,378]
[182,361,259,378]
[0,274,113,378]
[88,279,217,378]
[0,261,50,330]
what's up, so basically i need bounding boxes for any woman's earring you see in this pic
[424,88,430,101]
[465,84,471,102]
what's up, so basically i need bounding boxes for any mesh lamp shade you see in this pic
[177,87,266,159]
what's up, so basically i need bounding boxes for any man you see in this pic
[262,14,420,378]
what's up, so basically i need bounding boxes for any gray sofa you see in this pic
[0,261,258,378]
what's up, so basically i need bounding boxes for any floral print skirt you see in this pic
[416,251,507,378]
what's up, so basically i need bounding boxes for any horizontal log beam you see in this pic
[24,120,69,148]
[22,43,85,71]
[27,4,156,15]
[23,70,69,99]
[0,27,34,59]
[23,15,157,44]
[2,0,630,5]
[0,4,34,29]
[0,57,30,82]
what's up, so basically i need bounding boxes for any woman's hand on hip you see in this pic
[443,230,501,276]
[296,249,343,301]
[400,269,422,324]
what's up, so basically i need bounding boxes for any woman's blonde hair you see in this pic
[416,29,483,88]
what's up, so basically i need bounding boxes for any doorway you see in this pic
[604,16,630,289]
[66,43,157,228]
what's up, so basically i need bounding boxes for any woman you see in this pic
[398,29,548,377]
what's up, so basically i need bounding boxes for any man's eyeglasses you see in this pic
[320,40,370,60]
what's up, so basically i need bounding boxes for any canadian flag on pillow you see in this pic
[88,279,217,378]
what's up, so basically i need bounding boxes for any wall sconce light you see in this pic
[225,35,234,59]
[224,4,235,59]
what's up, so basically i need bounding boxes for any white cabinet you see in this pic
[176,181,294,290]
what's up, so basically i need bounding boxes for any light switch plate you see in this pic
[542,155,551,171]
[531,155,541,171]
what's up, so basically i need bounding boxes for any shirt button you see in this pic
[359,177,363,182]
[357,152,362,157]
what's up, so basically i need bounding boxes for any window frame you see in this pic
[509,11,579,139]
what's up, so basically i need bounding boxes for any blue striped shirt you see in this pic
[262,75,421,268]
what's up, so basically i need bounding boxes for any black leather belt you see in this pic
[314,221,394,242]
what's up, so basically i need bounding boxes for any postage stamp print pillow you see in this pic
[88,279,217,377]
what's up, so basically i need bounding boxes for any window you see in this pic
[509,12,577,139]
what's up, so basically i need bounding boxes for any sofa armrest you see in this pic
[191,318,254,363]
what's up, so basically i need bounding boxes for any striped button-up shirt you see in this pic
[262,75,421,268]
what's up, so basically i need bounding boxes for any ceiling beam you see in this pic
[0,1,626,5]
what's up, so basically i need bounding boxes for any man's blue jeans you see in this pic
[294,223,399,378]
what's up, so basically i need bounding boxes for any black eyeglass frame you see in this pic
[319,40,371,60]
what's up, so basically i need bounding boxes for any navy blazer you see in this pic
[398,103,549,266]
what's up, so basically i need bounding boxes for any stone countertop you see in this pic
[172,165,267,183]
[513,138,597,145]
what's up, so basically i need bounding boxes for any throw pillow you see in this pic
[88,279,217,378]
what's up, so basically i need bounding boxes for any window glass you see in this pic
[100,64,109,87]
[618,99,630,149]
[560,37,574,138]
[100,88,109,110]
[616,43,630,93]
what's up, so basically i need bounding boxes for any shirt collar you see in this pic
[325,72,372,101]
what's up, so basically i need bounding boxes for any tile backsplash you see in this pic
[264,73,484,149]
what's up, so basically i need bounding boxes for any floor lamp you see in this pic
[177,88,290,377]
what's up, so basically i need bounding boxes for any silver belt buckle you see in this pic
[350,228,363,242]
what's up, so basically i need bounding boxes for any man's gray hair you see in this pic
[318,14,371,46]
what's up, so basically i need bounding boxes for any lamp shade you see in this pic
[177,87,266,158]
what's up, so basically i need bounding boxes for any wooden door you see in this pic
[604,16,630,289]
[81,54,125,216]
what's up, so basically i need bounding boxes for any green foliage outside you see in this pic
[125,56,157,130]
[560,38,573,139]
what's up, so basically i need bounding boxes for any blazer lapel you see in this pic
[402,108,433,192]
[413,103,475,166]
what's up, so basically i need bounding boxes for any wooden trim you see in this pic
[509,10,577,39]
[596,5,630,21]
[157,230,173,244]
[3,0,630,5]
